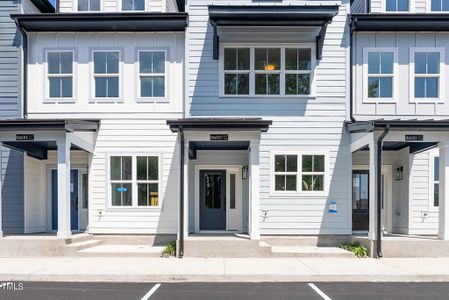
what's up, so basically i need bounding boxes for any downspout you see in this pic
[376,125,389,258]
[349,17,356,123]
[15,19,27,119]
[178,126,185,258]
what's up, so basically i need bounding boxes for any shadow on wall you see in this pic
[317,127,352,246]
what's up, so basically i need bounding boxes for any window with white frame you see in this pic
[47,51,73,99]
[413,50,441,99]
[93,51,119,98]
[431,0,449,11]
[223,46,314,96]
[78,0,100,11]
[122,0,145,11]
[273,153,326,193]
[386,0,409,11]
[110,155,160,207]
[367,51,394,99]
[432,155,440,208]
[139,51,165,98]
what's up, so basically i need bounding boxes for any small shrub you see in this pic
[161,240,176,257]
[340,241,368,258]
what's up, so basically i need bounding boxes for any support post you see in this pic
[177,128,185,258]
[56,138,71,240]
[368,137,378,256]
[439,141,449,240]
[249,140,260,240]
[0,142,3,238]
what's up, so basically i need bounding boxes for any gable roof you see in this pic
[30,0,55,13]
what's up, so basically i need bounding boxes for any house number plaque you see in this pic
[210,134,228,141]
[405,135,423,141]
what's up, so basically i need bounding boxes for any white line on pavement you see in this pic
[308,283,332,300]
[141,283,161,300]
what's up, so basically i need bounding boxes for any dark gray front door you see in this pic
[352,170,369,231]
[200,170,226,231]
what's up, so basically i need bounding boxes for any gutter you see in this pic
[14,18,28,119]
[178,126,185,258]
[376,125,389,258]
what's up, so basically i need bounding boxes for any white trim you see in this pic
[269,151,330,197]
[362,47,398,103]
[90,49,122,103]
[409,47,445,103]
[194,165,243,234]
[44,49,76,103]
[219,43,316,98]
[429,149,440,211]
[382,0,414,13]
[73,0,103,12]
[106,153,163,210]
[136,49,168,102]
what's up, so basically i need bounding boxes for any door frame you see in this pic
[46,165,88,232]
[194,165,243,233]
[352,165,393,233]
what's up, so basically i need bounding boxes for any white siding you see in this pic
[59,0,166,12]
[353,32,449,120]
[59,0,73,12]
[370,0,382,12]
[27,32,184,116]
[23,156,46,234]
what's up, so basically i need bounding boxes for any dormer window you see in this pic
[431,0,449,11]
[78,0,100,11]
[385,0,409,11]
[122,0,145,11]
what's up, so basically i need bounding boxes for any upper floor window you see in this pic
[122,0,145,11]
[386,0,409,11]
[431,0,449,11]
[78,0,100,11]
[367,51,394,99]
[47,51,73,99]
[139,51,165,99]
[93,51,119,99]
[223,46,314,97]
[412,49,442,100]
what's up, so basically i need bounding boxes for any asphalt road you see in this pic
[1,282,449,300]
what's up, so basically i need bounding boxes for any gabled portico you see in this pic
[0,119,98,240]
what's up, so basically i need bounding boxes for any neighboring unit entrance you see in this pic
[51,169,79,231]
[199,170,226,231]
[352,170,369,231]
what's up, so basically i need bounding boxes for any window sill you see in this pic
[409,98,444,104]
[89,98,124,104]
[219,95,317,100]
[136,98,169,103]
[106,206,161,211]
[362,98,397,104]
[44,99,76,104]
[269,191,328,198]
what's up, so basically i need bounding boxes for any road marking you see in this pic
[141,283,161,300]
[308,283,332,300]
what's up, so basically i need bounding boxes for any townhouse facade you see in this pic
[1,0,449,258]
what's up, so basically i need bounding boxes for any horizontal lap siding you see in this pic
[187,1,350,235]
[88,116,180,234]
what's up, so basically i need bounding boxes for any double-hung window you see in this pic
[122,0,145,11]
[431,0,449,11]
[412,49,443,100]
[366,51,394,99]
[110,155,160,208]
[273,153,326,194]
[47,51,73,99]
[223,46,314,97]
[385,0,409,11]
[78,0,100,11]
[139,51,165,98]
[93,51,119,99]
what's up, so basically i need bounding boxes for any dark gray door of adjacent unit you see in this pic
[200,170,226,231]
[352,170,369,231]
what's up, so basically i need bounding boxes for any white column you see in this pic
[56,138,71,240]
[0,142,3,238]
[183,141,189,239]
[439,141,449,240]
[249,140,260,240]
[368,138,378,242]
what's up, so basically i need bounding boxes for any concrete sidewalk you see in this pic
[2,257,449,282]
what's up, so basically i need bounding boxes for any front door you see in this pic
[352,170,369,231]
[199,170,226,231]
[51,169,79,231]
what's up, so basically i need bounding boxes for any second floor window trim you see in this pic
[121,0,145,11]
[430,0,449,11]
[92,50,121,101]
[137,50,167,101]
[46,50,74,102]
[77,0,101,12]
[384,0,410,12]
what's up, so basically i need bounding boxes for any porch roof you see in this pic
[0,119,99,132]
[350,14,449,32]
[345,119,449,133]
[167,118,272,132]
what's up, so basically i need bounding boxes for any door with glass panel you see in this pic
[199,170,226,231]
[352,170,369,231]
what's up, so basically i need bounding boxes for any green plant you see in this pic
[161,240,176,257]
[340,242,368,258]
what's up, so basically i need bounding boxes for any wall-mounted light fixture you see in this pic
[395,166,404,181]
[242,165,248,179]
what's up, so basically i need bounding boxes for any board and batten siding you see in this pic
[59,0,167,12]
[186,1,351,235]
[354,32,449,120]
